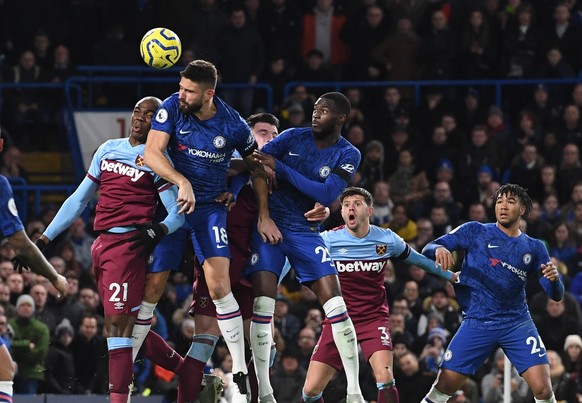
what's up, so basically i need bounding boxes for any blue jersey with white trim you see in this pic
[262,127,360,231]
[151,93,255,203]
[0,175,24,237]
[321,225,406,322]
[427,221,550,329]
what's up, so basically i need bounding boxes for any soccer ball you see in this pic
[140,27,182,69]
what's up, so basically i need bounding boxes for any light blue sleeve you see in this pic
[405,248,453,281]
[158,185,185,234]
[43,177,99,241]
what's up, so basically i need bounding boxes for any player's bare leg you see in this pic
[422,369,467,402]
[0,343,14,401]
[302,361,335,402]
[204,256,249,403]
[106,314,137,403]
[250,271,279,402]
[369,350,398,403]
[521,364,556,402]
[311,275,364,403]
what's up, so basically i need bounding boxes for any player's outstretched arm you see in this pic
[404,247,455,281]
[540,261,565,301]
[253,151,347,205]
[244,153,282,244]
[144,129,195,214]
[40,177,98,244]
[158,184,185,234]
[8,230,68,296]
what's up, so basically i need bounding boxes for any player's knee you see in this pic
[208,283,230,300]
[531,382,553,399]
[303,384,323,398]
[374,367,394,384]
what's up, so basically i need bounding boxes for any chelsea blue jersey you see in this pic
[429,222,551,329]
[261,127,361,231]
[151,93,255,203]
[0,175,24,237]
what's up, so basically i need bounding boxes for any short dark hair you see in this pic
[492,183,533,216]
[319,92,351,117]
[180,60,218,89]
[340,187,373,207]
[247,113,279,129]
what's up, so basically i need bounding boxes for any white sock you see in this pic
[131,301,157,361]
[0,381,13,401]
[423,385,452,403]
[214,292,247,374]
[535,393,557,403]
[323,296,361,396]
[250,296,275,398]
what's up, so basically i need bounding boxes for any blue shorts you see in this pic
[149,204,229,273]
[441,319,549,375]
[244,228,337,284]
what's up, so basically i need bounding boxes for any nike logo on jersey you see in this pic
[217,245,228,249]
[538,352,547,357]
[179,129,192,134]
[288,151,300,156]
[487,243,500,248]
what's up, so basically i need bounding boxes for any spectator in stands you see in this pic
[572,83,582,111]
[434,158,464,204]
[421,127,457,185]
[540,164,560,207]
[459,9,496,78]
[30,283,57,333]
[394,351,435,402]
[467,201,489,223]
[441,113,467,152]
[486,106,513,168]
[6,272,24,305]
[369,86,405,138]
[388,311,415,351]
[370,180,393,227]
[257,0,302,71]
[10,294,49,394]
[419,10,456,81]
[387,203,417,243]
[54,240,81,275]
[49,44,75,84]
[429,205,452,238]
[43,318,80,394]
[558,153,582,220]
[0,145,28,181]
[31,30,52,70]
[502,3,540,79]
[296,48,333,83]
[533,296,582,353]
[63,217,94,272]
[458,125,500,191]
[413,217,435,252]
[525,200,553,241]
[261,56,291,110]
[273,295,300,347]
[70,314,107,394]
[3,50,51,150]
[216,5,264,118]
[542,3,582,74]
[541,192,562,227]
[344,124,367,155]
[389,148,430,208]
[515,109,542,148]
[0,282,15,319]
[547,221,577,273]
[546,349,572,402]
[383,126,416,176]
[343,87,371,132]
[301,0,349,78]
[51,271,84,330]
[537,47,576,81]
[418,326,449,374]
[401,280,423,319]
[295,326,317,371]
[416,87,451,141]
[507,143,544,200]
[456,88,488,135]
[271,347,306,402]
[421,181,462,228]
[358,140,387,191]
[481,348,529,403]
[524,85,562,132]
[340,4,390,81]
[372,16,421,82]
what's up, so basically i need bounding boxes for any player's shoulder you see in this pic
[280,126,311,139]
[99,138,130,153]
[0,174,10,190]
[161,92,180,107]
[451,220,485,234]
[321,225,346,240]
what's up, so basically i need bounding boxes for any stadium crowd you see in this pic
[2,0,582,402]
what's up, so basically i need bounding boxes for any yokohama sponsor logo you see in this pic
[100,160,145,182]
[335,259,386,273]
[186,148,226,162]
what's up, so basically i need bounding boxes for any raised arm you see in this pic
[144,129,194,214]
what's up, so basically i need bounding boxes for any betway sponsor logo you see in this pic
[101,160,145,182]
[335,259,386,273]
[490,258,527,281]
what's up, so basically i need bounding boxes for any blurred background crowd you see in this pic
[2,0,582,401]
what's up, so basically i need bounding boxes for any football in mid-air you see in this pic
[140,27,181,69]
